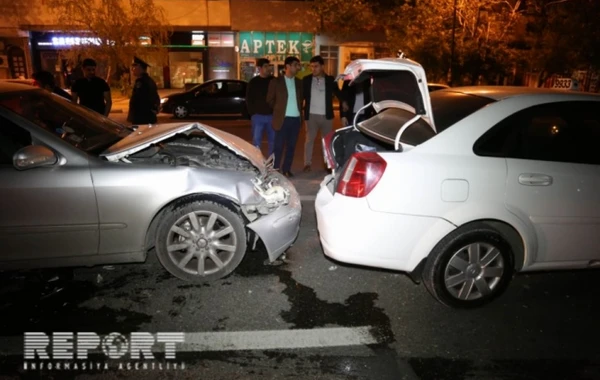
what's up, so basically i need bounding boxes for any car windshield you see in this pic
[358,89,496,146]
[0,89,131,155]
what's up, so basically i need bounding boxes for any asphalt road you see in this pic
[1,114,599,379]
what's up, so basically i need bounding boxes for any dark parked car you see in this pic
[160,79,248,119]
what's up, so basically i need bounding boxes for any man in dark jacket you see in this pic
[246,58,274,157]
[341,79,374,127]
[127,56,160,125]
[301,55,345,172]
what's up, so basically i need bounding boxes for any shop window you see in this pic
[320,45,339,77]
[169,52,204,89]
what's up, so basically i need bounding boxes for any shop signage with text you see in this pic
[239,32,314,62]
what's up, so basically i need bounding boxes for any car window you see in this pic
[356,90,495,147]
[358,107,435,147]
[226,81,244,96]
[474,101,599,165]
[0,90,129,155]
[429,91,496,133]
[0,115,32,165]
[199,82,226,96]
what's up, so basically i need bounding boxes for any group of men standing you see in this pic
[32,56,160,125]
[246,55,371,177]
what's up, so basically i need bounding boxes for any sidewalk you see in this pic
[110,89,183,114]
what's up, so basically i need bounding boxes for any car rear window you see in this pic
[358,107,435,147]
[357,90,496,147]
[430,91,496,132]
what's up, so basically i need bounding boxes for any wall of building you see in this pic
[2,0,230,30]
[158,0,230,28]
[230,0,315,32]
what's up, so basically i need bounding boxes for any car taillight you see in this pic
[336,152,386,198]
[322,130,336,169]
[32,80,41,87]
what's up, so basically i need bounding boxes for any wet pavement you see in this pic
[1,116,600,379]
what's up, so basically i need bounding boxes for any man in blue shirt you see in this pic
[266,56,303,177]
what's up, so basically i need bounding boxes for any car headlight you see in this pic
[160,97,168,104]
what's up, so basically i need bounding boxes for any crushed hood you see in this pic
[100,122,268,175]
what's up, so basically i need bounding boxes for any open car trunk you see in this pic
[325,58,436,170]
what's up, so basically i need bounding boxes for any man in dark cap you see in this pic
[127,56,160,125]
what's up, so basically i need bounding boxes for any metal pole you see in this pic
[449,0,458,86]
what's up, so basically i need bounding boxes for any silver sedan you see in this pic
[0,83,301,282]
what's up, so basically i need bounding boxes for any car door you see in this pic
[478,101,600,265]
[0,105,99,261]
[222,81,246,115]
[189,81,227,114]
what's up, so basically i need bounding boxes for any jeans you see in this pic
[304,114,333,165]
[251,114,275,157]
[274,117,301,173]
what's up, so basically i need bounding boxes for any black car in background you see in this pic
[160,79,248,119]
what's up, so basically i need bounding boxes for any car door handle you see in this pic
[518,173,553,186]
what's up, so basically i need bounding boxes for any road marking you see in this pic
[178,327,378,352]
[0,327,378,355]
[299,195,316,202]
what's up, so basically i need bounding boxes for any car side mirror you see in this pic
[13,145,58,171]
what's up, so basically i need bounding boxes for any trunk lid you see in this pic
[100,122,268,175]
[338,58,437,146]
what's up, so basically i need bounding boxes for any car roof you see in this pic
[0,82,39,93]
[442,86,600,101]
[203,79,247,84]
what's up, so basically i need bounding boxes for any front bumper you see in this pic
[160,103,173,114]
[246,172,302,262]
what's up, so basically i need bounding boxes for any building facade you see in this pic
[0,29,31,80]
[229,0,389,81]
[0,0,391,87]
[1,0,236,89]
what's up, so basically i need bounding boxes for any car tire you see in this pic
[173,105,189,119]
[155,200,247,282]
[422,223,514,308]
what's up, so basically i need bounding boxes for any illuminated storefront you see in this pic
[237,31,314,81]
[30,31,236,89]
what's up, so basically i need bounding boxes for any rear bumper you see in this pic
[246,172,302,262]
[315,175,454,272]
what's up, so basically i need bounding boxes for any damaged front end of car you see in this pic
[100,122,301,263]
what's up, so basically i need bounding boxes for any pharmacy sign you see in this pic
[239,32,314,62]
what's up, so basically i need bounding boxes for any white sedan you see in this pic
[315,58,600,308]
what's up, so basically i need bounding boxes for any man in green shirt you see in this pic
[266,56,303,177]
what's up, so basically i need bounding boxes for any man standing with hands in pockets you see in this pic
[267,56,303,177]
[301,55,345,172]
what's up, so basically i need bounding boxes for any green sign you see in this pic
[239,32,314,62]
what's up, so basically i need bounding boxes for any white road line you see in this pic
[299,195,316,202]
[0,327,378,356]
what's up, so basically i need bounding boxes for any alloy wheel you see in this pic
[443,242,505,301]
[166,211,237,277]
